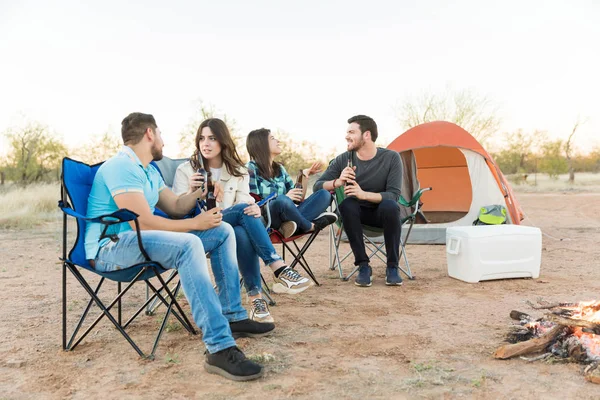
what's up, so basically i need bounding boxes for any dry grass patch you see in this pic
[0,183,61,229]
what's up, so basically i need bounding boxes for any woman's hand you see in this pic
[243,203,262,218]
[286,188,303,203]
[305,161,323,176]
[213,182,224,203]
[188,172,207,198]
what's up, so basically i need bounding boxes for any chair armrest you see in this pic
[257,192,277,207]
[256,192,278,229]
[398,187,433,208]
[59,201,139,224]
[58,200,151,262]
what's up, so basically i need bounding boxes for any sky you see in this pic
[0,0,598,157]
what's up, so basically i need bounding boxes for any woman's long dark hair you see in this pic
[190,118,245,177]
[246,128,282,180]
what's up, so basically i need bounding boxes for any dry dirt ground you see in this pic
[1,192,600,399]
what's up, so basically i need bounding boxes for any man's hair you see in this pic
[121,112,157,145]
[347,115,378,142]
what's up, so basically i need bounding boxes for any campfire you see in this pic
[494,299,600,384]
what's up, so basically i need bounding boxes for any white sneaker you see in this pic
[249,298,274,323]
[272,267,311,294]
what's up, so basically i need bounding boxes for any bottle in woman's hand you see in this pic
[293,170,304,204]
[196,168,208,192]
[205,172,217,210]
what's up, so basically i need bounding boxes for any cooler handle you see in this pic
[447,237,461,255]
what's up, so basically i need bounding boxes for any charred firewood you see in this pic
[510,310,533,321]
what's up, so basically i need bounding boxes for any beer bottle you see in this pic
[293,170,304,205]
[206,172,217,210]
[346,152,353,186]
[197,167,208,192]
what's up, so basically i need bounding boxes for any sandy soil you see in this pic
[1,192,600,399]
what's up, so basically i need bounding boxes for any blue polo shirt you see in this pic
[84,146,166,259]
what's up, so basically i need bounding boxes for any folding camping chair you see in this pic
[253,192,327,287]
[329,150,432,281]
[59,157,197,359]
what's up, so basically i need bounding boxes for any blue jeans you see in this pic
[93,224,247,354]
[222,203,282,296]
[268,189,332,232]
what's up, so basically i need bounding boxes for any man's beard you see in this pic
[348,135,365,151]
[151,145,163,161]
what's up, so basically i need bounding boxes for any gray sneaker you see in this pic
[250,298,274,323]
[278,221,297,238]
[272,267,311,294]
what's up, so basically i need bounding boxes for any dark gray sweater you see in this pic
[314,148,402,207]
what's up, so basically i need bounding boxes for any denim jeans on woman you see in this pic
[267,189,332,232]
[93,223,247,354]
[222,203,282,296]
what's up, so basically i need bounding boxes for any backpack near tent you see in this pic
[387,121,524,244]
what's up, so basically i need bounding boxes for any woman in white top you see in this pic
[173,118,312,323]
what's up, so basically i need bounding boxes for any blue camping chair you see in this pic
[59,157,197,359]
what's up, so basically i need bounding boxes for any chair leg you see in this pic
[398,242,414,280]
[343,265,360,281]
[117,281,122,326]
[146,270,178,315]
[281,231,321,286]
[67,265,147,357]
[67,276,105,350]
[150,267,197,336]
[399,220,416,280]
[62,262,67,350]
[143,279,196,335]
[151,281,183,357]
[329,226,344,278]
[123,272,182,330]
[260,275,276,306]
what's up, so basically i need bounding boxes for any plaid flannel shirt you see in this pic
[246,160,294,199]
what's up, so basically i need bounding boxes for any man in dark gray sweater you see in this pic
[314,115,403,287]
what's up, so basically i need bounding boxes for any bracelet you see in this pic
[332,179,338,188]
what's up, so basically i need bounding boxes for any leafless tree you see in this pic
[564,116,588,184]
[398,89,501,144]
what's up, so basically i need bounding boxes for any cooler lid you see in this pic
[446,225,541,239]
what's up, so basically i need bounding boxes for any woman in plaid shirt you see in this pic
[246,128,338,239]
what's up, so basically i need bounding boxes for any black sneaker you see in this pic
[229,318,275,339]
[313,212,338,230]
[385,266,403,286]
[204,346,263,381]
[354,265,372,287]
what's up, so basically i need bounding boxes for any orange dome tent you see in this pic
[387,121,524,244]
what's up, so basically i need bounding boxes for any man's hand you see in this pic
[213,182,224,203]
[243,203,261,218]
[286,188,303,203]
[192,207,223,230]
[344,179,366,200]
[339,165,357,184]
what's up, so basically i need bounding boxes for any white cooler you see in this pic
[446,225,542,283]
